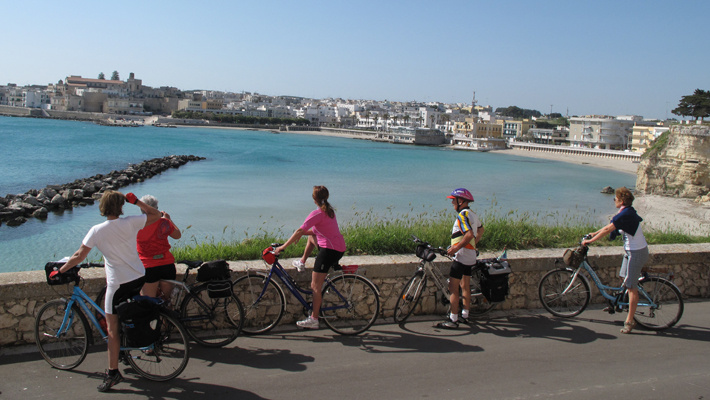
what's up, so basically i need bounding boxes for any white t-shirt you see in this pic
[83,215,147,288]
[620,226,647,251]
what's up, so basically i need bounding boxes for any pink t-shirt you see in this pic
[300,209,346,252]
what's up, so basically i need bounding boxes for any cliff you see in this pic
[636,125,710,198]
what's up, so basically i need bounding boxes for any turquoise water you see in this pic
[0,116,634,272]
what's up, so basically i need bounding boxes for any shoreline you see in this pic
[282,128,710,236]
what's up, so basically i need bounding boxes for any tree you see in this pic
[98,72,105,80]
[111,71,120,81]
[672,89,710,121]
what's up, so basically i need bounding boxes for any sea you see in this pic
[0,116,635,273]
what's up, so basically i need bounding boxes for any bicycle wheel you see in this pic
[630,277,684,330]
[232,273,286,334]
[469,272,495,316]
[124,310,189,381]
[394,272,427,323]
[34,299,91,370]
[321,274,380,335]
[538,268,591,317]
[180,283,244,347]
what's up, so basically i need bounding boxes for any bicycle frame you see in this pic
[250,259,355,314]
[564,258,661,309]
[56,284,156,351]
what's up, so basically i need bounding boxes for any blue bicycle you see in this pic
[232,244,380,335]
[538,236,684,330]
[34,263,190,381]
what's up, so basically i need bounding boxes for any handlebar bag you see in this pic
[44,262,79,285]
[116,297,161,348]
[562,246,586,267]
[196,260,231,282]
[415,244,436,261]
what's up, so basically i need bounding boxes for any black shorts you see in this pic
[313,248,344,274]
[144,263,177,283]
[449,260,473,280]
[105,277,145,314]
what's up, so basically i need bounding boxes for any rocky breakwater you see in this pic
[0,155,205,227]
[637,125,710,199]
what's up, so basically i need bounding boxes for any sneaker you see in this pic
[296,316,319,329]
[292,260,306,273]
[458,316,469,324]
[97,370,124,392]
[435,319,459,329]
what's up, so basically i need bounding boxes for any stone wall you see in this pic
[2,243,708,347]
[637,125,710,198]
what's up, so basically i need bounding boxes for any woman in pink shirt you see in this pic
[274,186,346,330]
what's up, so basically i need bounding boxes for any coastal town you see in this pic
[0,73,685,160]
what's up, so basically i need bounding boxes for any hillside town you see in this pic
[0,73,678,156]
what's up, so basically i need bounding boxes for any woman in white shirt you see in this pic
[583,187,648,334]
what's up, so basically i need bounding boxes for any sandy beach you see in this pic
[283,129,709,236]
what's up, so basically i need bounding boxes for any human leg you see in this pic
[460,275,471,319]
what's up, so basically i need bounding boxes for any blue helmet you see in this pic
[447,188,474,202]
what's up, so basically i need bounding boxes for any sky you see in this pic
[3,0,709,120]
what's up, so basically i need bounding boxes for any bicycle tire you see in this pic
[394,272,427,323]
[630,276,684,330]
[180,283,244,347]
[320,274,380,335]
[538,268,591,317]
[34,299,91,370]
[124,310,189,381]
[469,271,495,316]
[232,273,286,335]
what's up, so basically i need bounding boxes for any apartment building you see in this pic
[630,123,669,153]
[502,119,534,140]
[568,116,636,150]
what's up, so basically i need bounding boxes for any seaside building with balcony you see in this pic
[568,116,635,150]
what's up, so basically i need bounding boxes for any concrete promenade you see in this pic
[2,300,709,399]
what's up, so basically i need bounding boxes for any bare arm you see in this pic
[582,222,616,246]
[274,228,306,255]
[127,195,161,227]
[162,211,182,239]
[59,244,92,273]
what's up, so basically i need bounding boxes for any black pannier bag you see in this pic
[116,297,161,348]
[479,260,512,303]
[207,281,232,298]
[196,260,231,282]
[44,262,79,285]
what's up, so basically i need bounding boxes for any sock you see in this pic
[449,313,458,323]
[461,309,469,319]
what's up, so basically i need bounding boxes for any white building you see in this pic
[568,116,635,150]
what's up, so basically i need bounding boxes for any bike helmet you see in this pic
[447,188,474,202]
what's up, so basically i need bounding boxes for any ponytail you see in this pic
[312,185,335,218]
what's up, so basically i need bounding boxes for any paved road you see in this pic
[2,300,709,400]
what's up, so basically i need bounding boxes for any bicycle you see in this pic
[393,235,508,324]
[232,244,380,335]
[538,236,684,330]
[34,262,189,381]
[95,260,244,347]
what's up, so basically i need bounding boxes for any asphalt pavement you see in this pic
[2,300,709,400]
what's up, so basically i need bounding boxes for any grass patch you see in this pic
[171,208,710,261]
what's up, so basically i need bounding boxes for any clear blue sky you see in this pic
[3,0,708,119]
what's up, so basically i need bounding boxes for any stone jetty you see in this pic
[0,155,205,227]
